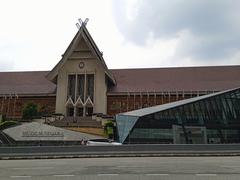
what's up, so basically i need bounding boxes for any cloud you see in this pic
[113,0,240,63]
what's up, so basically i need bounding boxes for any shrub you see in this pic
[104,121,114,139]
[0,120,18,130]
[105,121,114,127]
[22,103,38,120]
[0,114,7,123]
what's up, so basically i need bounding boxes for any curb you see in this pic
[1,152,240,160]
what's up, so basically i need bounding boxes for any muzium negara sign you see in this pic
[22,131,64,137]
[3,122,100,141]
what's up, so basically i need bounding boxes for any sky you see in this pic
[0,0,239,71]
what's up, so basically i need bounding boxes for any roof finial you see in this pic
[76,18,89,30]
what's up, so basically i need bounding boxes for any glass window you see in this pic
[66,74,94,117]
[76,107,83,116]
[66,107,74,117]
[86,107,93,116]
[130,128,173,144]
[67,75,76,100]
[86,74,94,102]
[77,74,85,101]
[117,88,240,144]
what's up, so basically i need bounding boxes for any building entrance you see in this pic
[173,125,207,144]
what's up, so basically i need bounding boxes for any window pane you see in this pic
[77,74,85,101]
[77,107,83,116]
[67,75,76,101]
[66,107,74,117]
[86,74,94,102]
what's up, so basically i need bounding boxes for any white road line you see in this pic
[12,167,54,170]
[98,174,119,176]
[117,166,142,168]
[146,174,169,176]
[221,165,240,168]
[196,174,217,176]
[53,174,75,177]
[10,176,31,178]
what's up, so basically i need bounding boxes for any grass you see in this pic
[65,127,105,136]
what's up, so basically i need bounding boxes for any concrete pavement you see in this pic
[0,157,240,179]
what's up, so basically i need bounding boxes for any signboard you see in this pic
[22,131,64,137]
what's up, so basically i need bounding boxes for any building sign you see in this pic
[22,131,64,137]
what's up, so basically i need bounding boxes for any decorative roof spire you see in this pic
[76,18,89,30]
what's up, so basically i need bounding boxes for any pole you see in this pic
[154,91,156,105]
[6,94,11,118]
[1,96,4,114]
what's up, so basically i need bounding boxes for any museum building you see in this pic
[0,22,240,125]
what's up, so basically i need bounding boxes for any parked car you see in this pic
[86,138,122,146]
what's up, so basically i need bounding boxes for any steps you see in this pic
[50,116,102,128]
[0,131,14,145]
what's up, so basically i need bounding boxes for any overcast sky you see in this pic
[0,0,239,71]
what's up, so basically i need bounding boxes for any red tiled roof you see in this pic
[0,71,56,96]
[109,66,240,93]
[0,66,239,96]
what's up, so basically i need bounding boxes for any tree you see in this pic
[22,103,38,120]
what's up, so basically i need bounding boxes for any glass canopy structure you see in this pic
[116,87,240,144]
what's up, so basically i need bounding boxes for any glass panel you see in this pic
[215,96,227,125]
[86,107,93,116]
[76,107,83,116]
[116,115,139,143]
[66,107,74,117]
[77,74,85,101]
[222,129,240,143]
[117,88,240,144]
[67,75,76,101]
[193,102,204,125]
[86,74,94,102]
[207,129,240,144]
[207,129,222,144]
[130,128,173,144]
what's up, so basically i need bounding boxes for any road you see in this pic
[0,157,240,179]
[1,144,240,159]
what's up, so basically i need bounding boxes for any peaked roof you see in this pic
[109,65,240,93]
[0,65,240,96]
[46,23,116,84]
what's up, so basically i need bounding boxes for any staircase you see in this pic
[50,116,102,128]
[0,131,14,145]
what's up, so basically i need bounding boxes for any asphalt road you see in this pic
[2,144,240,159]
[1,157,240,179]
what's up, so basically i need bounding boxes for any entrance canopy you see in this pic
[116,87,240,144]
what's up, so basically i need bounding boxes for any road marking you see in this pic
[221,165,240,168]
[146,174,169,176]
[12,167,54,170]
[53,174,75,177]
[98,174,119,176]
[10,176,31,178]
[196,174,217,176]
[117,165,144,168]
